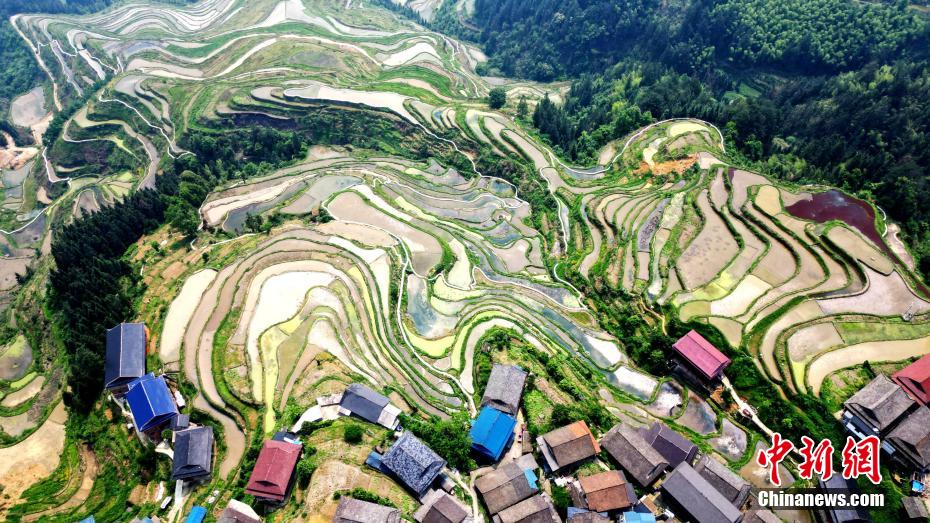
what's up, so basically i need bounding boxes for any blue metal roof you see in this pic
[104,323,146,389]
[621,512,656,523]
[185,506,207,523]
[126,373,177,432]
[470,406,517,461]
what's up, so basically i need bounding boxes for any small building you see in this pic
[893,354,930,405]
[339,383,401,430]
[218,499,261,523]
[475,460,539,515]
[382,432,446,498]
[567,510,610,523]
[104,323,147,391]
[171,414,191,431]
[619,513,656,523]
[470,406,517,461]
[481,364,528,416]
[493,494,560,523]
[818,475,871,523]
[574,470,635,513]
[537,420,600,472]
[641,422,697,469]
[693,455,750,508]
[414,489,471,523]
[334,497,401,523]
[660,463,742,523]
[671,330,730,381]
[184,506,207,523]
[842,374,915,438]
[172,426,214,481]
[125,374,178,432]
[600,424,669,487]
[886,406,930,472]
[902,496,929,522]
[244,439,302,504]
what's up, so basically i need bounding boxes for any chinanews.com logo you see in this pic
[755,432,885,510]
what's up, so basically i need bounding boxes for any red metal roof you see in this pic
[672,330,730,380]
[893,354,930,405]
[244,440,301,501]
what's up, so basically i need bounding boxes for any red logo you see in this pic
[758,433,883,486]
[798,436,834,481]
[842,436,882,485]
[756,433,794,486]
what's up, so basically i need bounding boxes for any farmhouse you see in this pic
[660,463,742,523]
[893,354,930,405]
[172,426,214,481]
[104,322,147,391]
[481,364,528,416]
[339,383,401,430]
[244,436,303,504]
[125,373,178,433]
[218,499,261,522]
[693,455,750,508]
[818,475,870,523]
[842,374,915,438]
[414,489,472,523]
[641,422,697,468]
[671,330,730,381]
[572,470,636,513]
[902,496,930,521]
[334,497,402,523]
[600,423,668,486]
[470,406,517,461]
[475,460,539,515]
[381,432,446,498]
[537,420,600,472]
[885,406,930,472]
[493,494,560,523]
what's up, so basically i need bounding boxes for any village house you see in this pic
[902,496,930,522]
[339,383,401,430]
[125,373,178,433]
[172,426,214,481]
[885,405,930,472]
[470,406,518,462]
[842,374,915,439]
[475,459,540,515]
[218,499,261,523]
[244,433,303,504]
[641,422,697,469]
[414,489,472,523]
[671,330,730,382]
[570,470,636,514]
[334,497,402,523]
[481,364,528,416]
[660,463,742,523]
[493,494,560,523]
[537,420,600,472]
[381,432,446,498]
[818,475,870,523]
[893,354,930,406]
[600,423,669,487]
[693,455,750,508]
[104,322,147,392]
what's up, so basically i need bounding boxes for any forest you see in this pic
[430,0,930,282]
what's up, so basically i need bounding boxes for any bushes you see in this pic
[344,424,364,444]
[399,413,476,472]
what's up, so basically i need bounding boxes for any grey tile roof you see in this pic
[641,422,697,468]
[743,509,780,523]
[334,497,401,523]
[104,323,146,389]
[481,365,527,416]
[493,495,559,523]
[218,500,260,523]
[844,374,915,434]
[172,427,214,480]
[539,421,599,471]
[600,424,668,486]
[475,461,539,514]
[661,463,742,523]
[341,383,391,424]
[903,496,929,520]
[382,432,446,497]
[819,475,871,523]
[693,455,750,508]
[887,406,930,469]
[415,489,470,523]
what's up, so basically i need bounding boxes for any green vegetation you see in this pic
[343,423,364,444]
[399,412,476,472]
[488,87,506,109]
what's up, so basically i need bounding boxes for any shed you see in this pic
[842,374,915,437]
[493,494,559,523]
[894,354,930,405]
[537,420,599,472]
[382,432,446,497]
[334,497,401,523]
[125,373,178,432]
[218,499,261,523]
[886,406,930,471]
[600,424,668,486]
[173,426,214,481]
[577,470,635,513]
[660,463,742,523]
[340,383,401,430]
[414,489,471,523]
[185,506,207,523]
[672,330,730,380]
[481,365,528,416]
[902,496,929,521]
[620,513,656,523]
[244,439,302,502]
[475,460,539,514]
[471,406,517,461]
[104,323,146,390]
[641,422,697,468]
[693,455,750,508]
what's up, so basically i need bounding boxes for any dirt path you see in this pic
[807,335,930,395]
